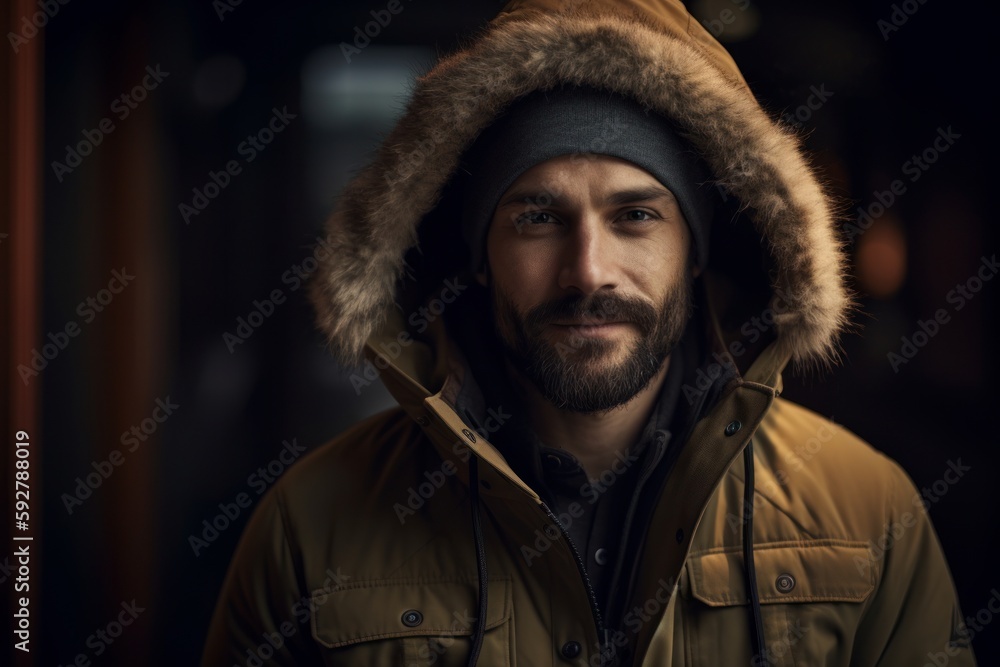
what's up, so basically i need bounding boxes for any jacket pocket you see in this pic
[681,540,874,667]
[310,576,513,667]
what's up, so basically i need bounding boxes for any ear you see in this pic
[691,263,703,279]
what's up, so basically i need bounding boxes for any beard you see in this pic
[490,271,694,414]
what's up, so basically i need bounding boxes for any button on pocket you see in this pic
[775,573,795,594]
[402,609,424,627]
[310,577,513,667]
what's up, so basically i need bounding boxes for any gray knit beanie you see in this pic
[460,86,715,273]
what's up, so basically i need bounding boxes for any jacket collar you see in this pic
[360,271,790,497]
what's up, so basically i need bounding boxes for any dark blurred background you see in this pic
[2,0,997,664]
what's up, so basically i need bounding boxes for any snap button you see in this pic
[595,547,608,565]
[561,641,582,659]
[545,453,562,470]
[416,415,428,426]
[462,428,477,443]
[775,573,796,594]
[725,420,742,436]
[401,609,423,627]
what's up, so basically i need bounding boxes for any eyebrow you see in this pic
[605,186,677,206]
[496,184,677,209]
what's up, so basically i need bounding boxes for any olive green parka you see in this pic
[203,1,977,665]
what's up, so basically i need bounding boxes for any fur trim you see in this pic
[308,10,852,368]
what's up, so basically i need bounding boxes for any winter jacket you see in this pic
[202,0,977,665]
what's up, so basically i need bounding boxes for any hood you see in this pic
[308,0,854,385]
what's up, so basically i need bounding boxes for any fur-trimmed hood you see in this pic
[308,0,853,379]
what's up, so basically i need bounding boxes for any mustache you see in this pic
[523,292,658,332]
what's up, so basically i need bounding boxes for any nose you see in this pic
[557,214,619,295]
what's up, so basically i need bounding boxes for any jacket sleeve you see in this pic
[851,458,977,666]
[201,487,324,666]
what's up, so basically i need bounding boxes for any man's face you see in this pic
[478,153,697,414]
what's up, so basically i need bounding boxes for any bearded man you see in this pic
[202,1,976,666]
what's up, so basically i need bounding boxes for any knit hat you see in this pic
[460,86,715,272]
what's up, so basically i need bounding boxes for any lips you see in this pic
[550,320,626,327]
[547,321,632,336]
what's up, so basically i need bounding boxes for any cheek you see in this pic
[487,237,554,301]
[622,227,689,295]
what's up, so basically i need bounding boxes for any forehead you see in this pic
[495,153,680,212]
[506,153,663,190]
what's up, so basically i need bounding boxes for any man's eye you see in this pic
[517,211,557,225]
[620,209,655,222]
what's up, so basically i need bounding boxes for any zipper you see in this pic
[458,406,610,661]
[539,501,613,666]
[602,374,716,659]
[601,436,667,639]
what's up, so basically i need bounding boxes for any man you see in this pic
[203,1,976,665]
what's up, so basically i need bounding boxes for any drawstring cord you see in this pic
[743,439,768,667]
[467,455,488,667]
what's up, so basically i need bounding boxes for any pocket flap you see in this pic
[688,541,874,606]
[311,577,511,648]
